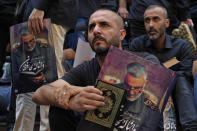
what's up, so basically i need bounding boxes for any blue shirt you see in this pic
[129,34,193,77]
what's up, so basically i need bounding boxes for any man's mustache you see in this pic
[92,35,107,44]
[147,27,158,33]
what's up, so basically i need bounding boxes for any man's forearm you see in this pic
[32,83,57,105]
[32,79,83,109]
[119,0,127,8]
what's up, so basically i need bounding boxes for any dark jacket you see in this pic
[23,0,78,29]
[0,0,17,24]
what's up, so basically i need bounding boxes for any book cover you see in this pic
[85,80,126,128]
[10,19,58,94]
[83,46,176,131]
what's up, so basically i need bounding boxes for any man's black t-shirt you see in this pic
[49,58,100,131]
[62,58,100,86]
[49,53,160,131]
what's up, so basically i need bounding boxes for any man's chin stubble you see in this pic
[95,48,109,57]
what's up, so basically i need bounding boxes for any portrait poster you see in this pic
[99,46,176,131]
[81,46,177,131]
[10,19,58,94]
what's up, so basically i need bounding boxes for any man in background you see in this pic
[129,5,197,130]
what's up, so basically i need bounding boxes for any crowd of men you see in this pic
[0,0,197,131]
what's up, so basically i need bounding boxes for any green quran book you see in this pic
[85,80,126,128]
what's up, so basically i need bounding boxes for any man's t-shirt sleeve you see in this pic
[61,62,87,86]
[61,58,99,86]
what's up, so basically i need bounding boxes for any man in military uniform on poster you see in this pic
[114,62,160,131]
[12,26,55,94]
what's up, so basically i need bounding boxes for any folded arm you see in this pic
[32,79,105,111]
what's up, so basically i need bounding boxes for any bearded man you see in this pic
[32,8,162,131]
[129,5,197,131]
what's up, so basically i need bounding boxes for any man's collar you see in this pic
[145,34,173,49]
[165,35,173,49]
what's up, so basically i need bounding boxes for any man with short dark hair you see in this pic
[32,9,126,131]
[118,0,193,41]
[32,9,162,131]
[129,5,197,130]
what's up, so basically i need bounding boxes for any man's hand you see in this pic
[118,7,129,19]
[118,0,129,19]
[68,86,105,112]
[54,84,83,109]
[28,8,44,35]
[29,72,46,83]
[181,19,194,26]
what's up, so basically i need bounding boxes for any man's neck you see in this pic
[97,44,123,67]
[98,56,105,67]
[152,34,166,50]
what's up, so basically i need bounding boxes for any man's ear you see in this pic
[165,18,170,28]
[120,29,126,41]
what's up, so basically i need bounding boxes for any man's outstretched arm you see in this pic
[32,79,73,108]
[32,79,105,111]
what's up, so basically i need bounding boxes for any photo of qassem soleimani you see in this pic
[10,19,58,94]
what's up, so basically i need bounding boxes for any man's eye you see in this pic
[101,23,109,27]
[153,17,160,22]
[144,19,150,23]
[88,24,95,31]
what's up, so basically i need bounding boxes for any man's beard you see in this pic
[94,47,109,57]
[90,35,120,57]
[147,25,165,40]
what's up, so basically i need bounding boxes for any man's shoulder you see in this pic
[131,35,149,46]
[132,35,149,42]
[66,58,98,75]
[168,35,189,45]
[129,35,150,51]
[79,58,98,67]
[132,52,160,64]
[167,35,192,52]
[61,58,98,86]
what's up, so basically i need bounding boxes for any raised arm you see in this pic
[28,0,51,34]
[118,0,129,19]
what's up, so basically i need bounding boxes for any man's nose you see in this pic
[130,89,135,95]
[149,20,154,27]
[93,25,101,35]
